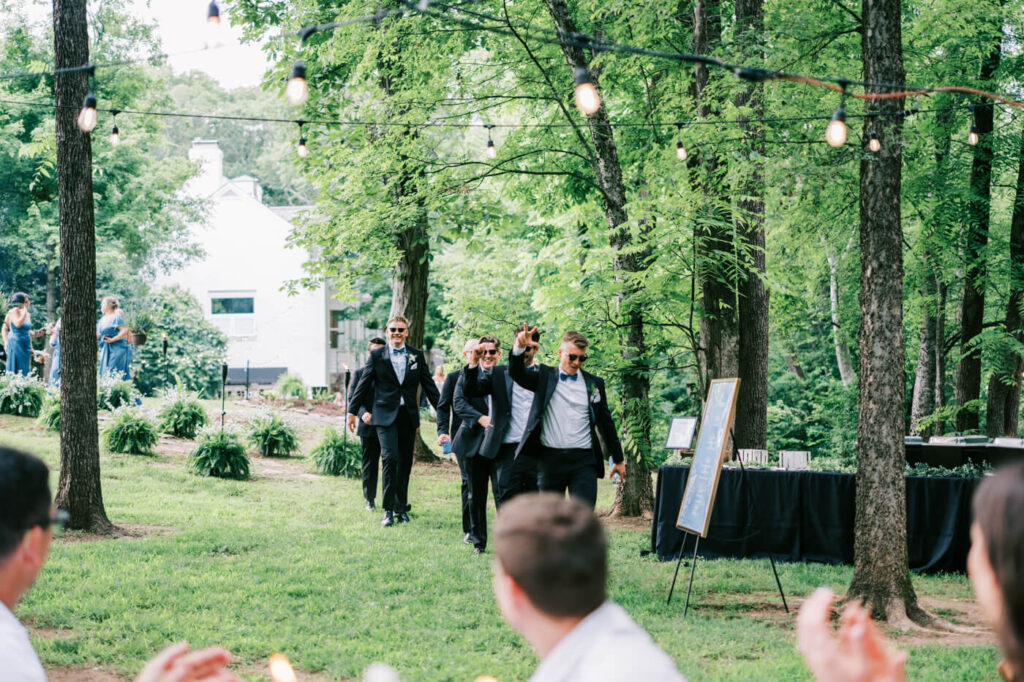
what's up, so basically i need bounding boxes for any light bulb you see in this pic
[297,137,308,158]
[825,107,846,147]
[205,1,224,48]
[286,61,309,106]
[77,92,98,132]
[486,139,496,159]
[868,131,880,153]
[675,139,687,161]
[573,67,601,115]
[109,124,120,146]
[968,124,979,146]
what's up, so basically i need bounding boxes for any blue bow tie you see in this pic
[559,372,578,382]
[392,347,406,355]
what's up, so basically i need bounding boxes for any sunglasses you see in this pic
[525,345,540,352]
[388,327,408,333]
[479,349,500,356]
[567,354,588,363]
[41,509,69,538]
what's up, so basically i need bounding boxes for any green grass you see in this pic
[0,413,1001,681]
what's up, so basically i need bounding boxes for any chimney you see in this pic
[187,140,225,196]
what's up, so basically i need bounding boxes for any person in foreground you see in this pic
[797,462,1024,682]
[0,446,239,682]
[492,493,685,681]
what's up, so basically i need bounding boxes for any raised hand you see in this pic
[515,322,538,349]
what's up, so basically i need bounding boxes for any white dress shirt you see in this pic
[505,363,535,444]
[512,345,591,449]
[530,602,685,682]
[389,345,407,404]
[0,601,47,682]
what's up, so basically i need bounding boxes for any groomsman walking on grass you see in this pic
[436,339,478,544]
[348,315,441,527]
[506,323,625,508]
[347,337,386,511]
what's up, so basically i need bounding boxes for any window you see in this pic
[212,297,254,315]
[330,310,346,349]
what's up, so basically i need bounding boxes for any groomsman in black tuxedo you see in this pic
[506,324,625,508]
[348,315,441,527]
[460,328,541,505]
[347,336,386,510]
[436,339,479,544]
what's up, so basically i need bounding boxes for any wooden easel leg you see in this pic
[768,553,789,613]
[667,532,689,605]
[682,536,701,619]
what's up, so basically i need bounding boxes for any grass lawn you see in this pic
[0,409,1002,681]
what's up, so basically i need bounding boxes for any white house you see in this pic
[155,140,380,394]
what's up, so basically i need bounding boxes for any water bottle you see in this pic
[442,440,452,455]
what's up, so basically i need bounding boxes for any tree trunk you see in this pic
[732,0,769,451]
[934,279,948,435]
[985,128,1024,437]
[825,239,856,387]
[544,0,653,516]
[52,0,113,533]
[910,253,937,437]
[43,246,58,382]
[955,35,1002,433]
[847,0,927,627]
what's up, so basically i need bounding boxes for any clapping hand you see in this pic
[515,322,538,349]
[135,642,240,682]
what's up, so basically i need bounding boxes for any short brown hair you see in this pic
[368,337,386,349]
[387,315,410,328]
[478,334,501,348]
[495,493,606,617]
[561,331,588,349]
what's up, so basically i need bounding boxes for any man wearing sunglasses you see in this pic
[347,337,387,511]
[0,447,239,681]
[504,323,625,508]
[436,339,480,544]
[348,315,442,527]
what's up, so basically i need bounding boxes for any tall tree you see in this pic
[52,0,112,532]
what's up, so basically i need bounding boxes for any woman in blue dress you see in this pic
[48,318,62,386]
[97,296,132,380]
[3,293,34,376]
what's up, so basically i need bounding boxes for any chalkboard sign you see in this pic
[676,378,740,537]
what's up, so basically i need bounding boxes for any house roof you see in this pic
[226,366,288,385]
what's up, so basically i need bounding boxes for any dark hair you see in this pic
[478,334,501,349]
[368,337,386,348]
[10,292,28,306]
[974,464,1024,679]
[514,327,541,343]
[0,448,52,561]
[561,331,588,349]
[494,493,606,618]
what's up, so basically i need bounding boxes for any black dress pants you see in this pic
[360,433,381,503]
[536,446,598,508]
[497,442,538,503]
[465,446,514,550]
[454,447,471,534]
[376,410,416,513]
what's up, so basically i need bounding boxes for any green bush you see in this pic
[188,428,250,480]
[310,426,361,477]
[97,374,138,411]
[37,397,60,432]
[0,374,47,418]
[247,412,300,457]
[275,374,305,399]
[158,389,209,439]
[102,408,159,455]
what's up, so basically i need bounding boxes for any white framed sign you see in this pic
[664,416,698,450]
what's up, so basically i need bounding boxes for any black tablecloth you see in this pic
[651,466,978,573]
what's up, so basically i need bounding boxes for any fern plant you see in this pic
[102,408,159,455]
[188,428,250,480]
[37,397,60,432]
[275,373,305,399]
[0,374,47,418]
[97,374,138,411]
[158,389,209,439]
[310,426,361,477]
[247,412,300,457]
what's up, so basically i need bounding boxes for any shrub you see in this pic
[188,428,250,480]
[247,412,300,457]
[158,389,209,439]
[102,408,159,455]
[310,426,362,477]
[275,374,305,399]
[0,374,47,418]
[97,374,138,411]
[37,397,60,432]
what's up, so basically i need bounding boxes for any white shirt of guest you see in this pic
[0,601,47,682]
[389,345,407,404]
[505,363,536,445]
[529,602,685,682]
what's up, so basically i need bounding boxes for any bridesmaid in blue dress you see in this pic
[97,296,132,380]
[3,292,33,376]
[48,319,62,386]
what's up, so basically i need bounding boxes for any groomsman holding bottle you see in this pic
[436,339,478,544]
[506,323,625,508]
[347,337,386,510]
[348,315,441,527]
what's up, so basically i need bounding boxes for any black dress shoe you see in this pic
[398,512,411,524]
[404,503,412,512]
[381,511,396,527]
[473,546,485,555]
[462,533,472,545]
[365,500,376,511]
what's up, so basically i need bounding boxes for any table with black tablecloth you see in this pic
[650,466,978,573]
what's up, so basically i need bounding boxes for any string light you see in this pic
[77,91,98,132]
[967,105,979,146]
[109,109,120,146]
[825,82,847,148]
[484,123,496,159]
[205,1,224,49]
[296,121,308,157]
[674,123,688,160]
[868,129,880,153]
[286,61,309,106]
[573,67,600,116]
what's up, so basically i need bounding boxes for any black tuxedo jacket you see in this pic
[347,367,373,437]
[435,369,462,439]
[508,350,624,477]
[461,363,538,459]
[451,372,490,458]
[349,345,441,427]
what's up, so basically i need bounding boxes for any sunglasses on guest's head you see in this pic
[525,344,540,352]
[568,353,588,363]
[388,327,407,333]
[480,349,500,356]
